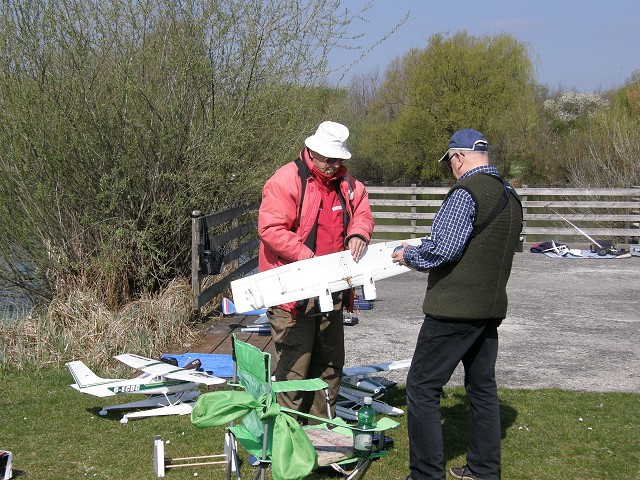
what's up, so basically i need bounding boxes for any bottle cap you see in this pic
[364,396,372,405]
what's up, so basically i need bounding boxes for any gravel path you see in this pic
[344,251,640,393]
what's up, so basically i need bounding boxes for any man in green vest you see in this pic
[392,129,523,480]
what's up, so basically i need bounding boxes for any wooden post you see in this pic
[191,210,202,320]
[520,185,528,244]
[410,184,417,238]
[632,186,640,246]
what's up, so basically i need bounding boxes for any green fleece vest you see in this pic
[423,173,523,320]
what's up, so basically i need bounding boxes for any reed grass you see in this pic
[0,278,201,372]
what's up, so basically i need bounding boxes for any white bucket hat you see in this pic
[304,121,352,160]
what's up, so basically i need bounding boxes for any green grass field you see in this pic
[1,368,638,479]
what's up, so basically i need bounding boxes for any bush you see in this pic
[0,0,360,307]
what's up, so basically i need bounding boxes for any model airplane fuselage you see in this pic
[231,238,422,313]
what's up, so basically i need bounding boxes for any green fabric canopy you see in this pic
[191,390,319,480]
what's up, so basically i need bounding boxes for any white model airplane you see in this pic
[542,240,583,257]
[221,297,267,318]
[221,297,270,334]
[336,359,412,420]
[231,238,422,313]
[66,354,226,424]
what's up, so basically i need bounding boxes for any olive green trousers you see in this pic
[268,294,345,419]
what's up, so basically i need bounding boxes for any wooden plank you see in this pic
[522,200,639,209]
[367,186,450,195]
[524,213,640,222]
[188,334,227,354]
[196,258,259,309]
[368,186,640,197]
[370,199,443,207]
[373,212,640,223]
[373,212,437,220]
[184,314,250,353]
[223,237,260,264]
[521,227,637,236]
[517,187,640,196]
[186,312,274,357]
[375,225,639,237]
[204,202,259,226]
[374,225,432,234]
[245,333,274,354]
[211,221,257,248]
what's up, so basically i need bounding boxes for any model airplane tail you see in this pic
[67,360,119,397]
[221,297,267,317]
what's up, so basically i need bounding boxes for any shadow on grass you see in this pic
[87,405,125,423]
[441,391,517,462]
[384,385,517,463]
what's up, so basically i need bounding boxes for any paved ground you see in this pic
[343,250,640,393]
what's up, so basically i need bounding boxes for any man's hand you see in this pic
[391,242,409,266]
[348,236,367,262]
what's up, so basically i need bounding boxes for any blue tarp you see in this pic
[161,353,234,378]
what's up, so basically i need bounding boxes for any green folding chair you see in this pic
[191,334,399,480]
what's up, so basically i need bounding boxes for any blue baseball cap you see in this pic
[438,128,489,162]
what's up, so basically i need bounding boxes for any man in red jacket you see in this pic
[258,121,374,418]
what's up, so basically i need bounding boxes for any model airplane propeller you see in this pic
[66,353,226,424]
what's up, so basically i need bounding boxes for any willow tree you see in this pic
[353,31,538,183]
[0,0,371,307]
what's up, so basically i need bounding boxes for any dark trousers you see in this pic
[407,316,502,480]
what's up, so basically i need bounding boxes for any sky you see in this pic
[328,1,640,92]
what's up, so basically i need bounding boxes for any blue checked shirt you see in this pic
[403,165,500,271]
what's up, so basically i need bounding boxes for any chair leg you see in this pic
[345,459,373,480]
[324,388,332,419]
[252,466,264,480]
[226,432,241,480]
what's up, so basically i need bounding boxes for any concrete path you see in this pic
[344,250,640,393]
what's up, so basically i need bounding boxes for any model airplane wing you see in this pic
[342,359,412,377]
[230,238,422,313]
[115,354,226,386]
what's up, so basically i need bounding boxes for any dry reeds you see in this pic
[0,278,199,372]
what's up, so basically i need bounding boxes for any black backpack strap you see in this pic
[294,158,309,227]
[294,158,317,251]
[334,178,351,240]
[200,216,211,253]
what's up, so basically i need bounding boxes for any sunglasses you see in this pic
[314,154,344,165]
[448,151,465,162]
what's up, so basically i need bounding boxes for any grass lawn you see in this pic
[1,368,638,479]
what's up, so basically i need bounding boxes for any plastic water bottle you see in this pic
[353,397,376,457]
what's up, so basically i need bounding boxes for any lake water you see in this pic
[0,282,35,320]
